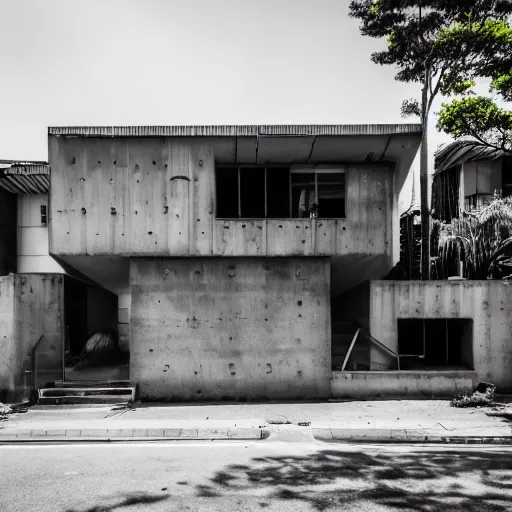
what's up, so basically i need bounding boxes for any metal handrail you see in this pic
[354,318,401,370]
[31,335,45,391]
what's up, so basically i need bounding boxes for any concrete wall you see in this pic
[49,136,393,260]
[0,188,17,276]
[370,280,512,389]
[130,257,331,400]
[17,194,65,273]
[0,274,63,401]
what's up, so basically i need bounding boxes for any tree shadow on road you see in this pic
[196,448,512,511]
[65,492,169,512]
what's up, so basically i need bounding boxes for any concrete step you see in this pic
[37,386,137,405]
[53,380,133,388]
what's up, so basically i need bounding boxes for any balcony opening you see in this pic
[397,319,473,370]
[215,166,344,219]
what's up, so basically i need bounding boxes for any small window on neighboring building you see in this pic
[40,205,47,226]
[397,319,473,370]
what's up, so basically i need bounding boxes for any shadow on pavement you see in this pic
[195,449,512,511]
[65,492,169,512]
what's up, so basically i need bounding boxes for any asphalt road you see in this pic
[1,440,512,512]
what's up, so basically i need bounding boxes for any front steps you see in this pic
[332,321,370,371]
[37,380,137,405]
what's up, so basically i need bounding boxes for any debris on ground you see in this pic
[451,385,496,408]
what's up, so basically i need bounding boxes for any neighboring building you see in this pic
[432,139,512,223]
[0,161,118,402]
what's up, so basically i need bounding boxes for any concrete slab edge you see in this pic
[313,433,512,445]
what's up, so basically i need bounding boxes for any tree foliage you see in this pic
[349,0,512,120]
[432,195,512,279]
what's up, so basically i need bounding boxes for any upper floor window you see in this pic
[216,166,345,219]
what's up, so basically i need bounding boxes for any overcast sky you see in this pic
[0,0,455,208]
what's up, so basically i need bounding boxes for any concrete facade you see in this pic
[370,280,512,390]
[0,274,64,401]
[130,257,331,400]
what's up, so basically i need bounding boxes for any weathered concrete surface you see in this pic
[0,274,64,401]
[370,280,512,389]
[130,258,331,400]
[49,136,393,261]
[331,371,475,399]
[0,276,15,401]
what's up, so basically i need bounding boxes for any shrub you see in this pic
[451,386,496,408]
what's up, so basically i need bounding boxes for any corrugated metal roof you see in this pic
[48,124,422,137]
[434,139,504,176]
[0,162,50,195]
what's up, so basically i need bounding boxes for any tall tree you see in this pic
[349,0,512,279]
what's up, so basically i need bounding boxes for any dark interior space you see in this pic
[64,276,88,357]
[240,167,265,218]
[398,318,473,370]
[502,156,512,198]
[317,172,345,218]
[291,173,315,218]
[0,187,17,276]
[266,167,290,218]
[215,167,239,218]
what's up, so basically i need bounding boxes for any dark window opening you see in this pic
[216,167,239,218]
[266,168,291,218]
[240,167,265,218]
[503,156,512,198]
[398,319,473,370]
[291,170,345,218]
[216,166,345,219]
[40,205,47,226]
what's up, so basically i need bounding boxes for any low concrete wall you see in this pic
[0,274,63,402]
[130,257,331,401]
[370,280,512,390]
[332,371,476,398]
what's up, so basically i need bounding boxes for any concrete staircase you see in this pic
[37,380,137,405]
[332,321,370,371]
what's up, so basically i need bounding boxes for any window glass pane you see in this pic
[240,167,265,218]
[317,173,345,218]
[216,167,238,218]
[291,173,315,218]
[266,167,290,218]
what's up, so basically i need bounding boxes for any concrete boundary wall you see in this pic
[370,280,512,390]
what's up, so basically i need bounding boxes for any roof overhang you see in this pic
[0,161,50,195]
[49,124,422,194]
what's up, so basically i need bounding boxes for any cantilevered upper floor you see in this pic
[48,124,421,262]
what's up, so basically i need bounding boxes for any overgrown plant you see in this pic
[451,385,496,407]
[433,195,512,279]
[349,0,512,280]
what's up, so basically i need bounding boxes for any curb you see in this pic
[0,428,270,444]
[312,428,512,445]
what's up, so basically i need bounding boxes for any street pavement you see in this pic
[2,439,512,511]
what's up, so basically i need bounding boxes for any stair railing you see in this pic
[338,318,401,371]
[31,334,45,392]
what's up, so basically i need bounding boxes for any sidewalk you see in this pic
[1,400,511,444]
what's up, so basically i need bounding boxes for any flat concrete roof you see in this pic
[48,124,422,137]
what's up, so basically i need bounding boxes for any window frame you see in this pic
[215,164,346,220]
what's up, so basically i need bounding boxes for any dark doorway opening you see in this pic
[397,318,473,370]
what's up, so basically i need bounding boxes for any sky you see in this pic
[0,0,456,209]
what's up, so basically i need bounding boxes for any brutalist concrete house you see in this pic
[41,124,423,401]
